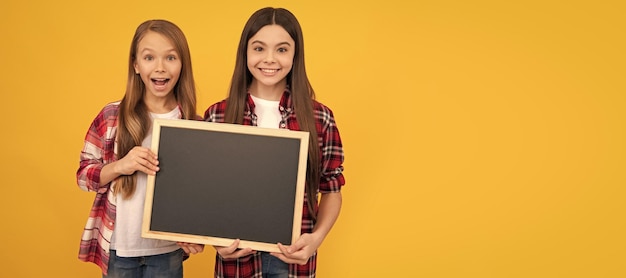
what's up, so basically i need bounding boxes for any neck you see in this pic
[248,80,286,101]
[144,94,177,114]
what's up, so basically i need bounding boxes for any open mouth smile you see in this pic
[152,78,170,85]
[260,68,279,73]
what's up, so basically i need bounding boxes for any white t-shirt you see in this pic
[111,107,181,257]
[251,94,281,129]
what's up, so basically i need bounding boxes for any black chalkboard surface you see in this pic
[142,118,309,253]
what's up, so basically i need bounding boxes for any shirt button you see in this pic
[280,123,286,128]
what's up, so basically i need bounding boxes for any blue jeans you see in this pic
[261,252,289,278]
[104,249,184,278]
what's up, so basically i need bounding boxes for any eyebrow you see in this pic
[250,40,292,47]
[139,47,177,53]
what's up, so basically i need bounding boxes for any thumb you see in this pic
[287,240,306,253]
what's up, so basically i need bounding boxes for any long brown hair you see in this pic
[225,7,321,220]
[116,19,197,199]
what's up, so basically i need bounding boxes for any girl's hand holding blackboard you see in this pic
[214,239,256,259]
[115,146,160,176]
[273,233,322,265]
[177,242,204,254]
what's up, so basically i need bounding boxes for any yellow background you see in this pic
[1,0,624,277]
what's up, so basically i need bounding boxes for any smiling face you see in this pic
[133,31,182,101]
[246,24,295,97]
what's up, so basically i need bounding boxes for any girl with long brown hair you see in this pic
[204,7,346,277]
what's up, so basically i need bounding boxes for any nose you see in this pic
[263,51,275,63]
[155,58,166,72]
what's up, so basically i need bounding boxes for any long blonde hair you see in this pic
[116,19,197,199]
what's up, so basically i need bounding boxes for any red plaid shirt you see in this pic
[76,102,121,275]
[204,91,345,278]
[76,102,192,275]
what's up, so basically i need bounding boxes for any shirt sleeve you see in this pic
[317,105,345,193]
[203,100,227,122]
[76,105,117,193]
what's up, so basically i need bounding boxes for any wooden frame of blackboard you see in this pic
[142,118,309,253]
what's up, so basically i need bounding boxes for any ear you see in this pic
[133,63,140,74]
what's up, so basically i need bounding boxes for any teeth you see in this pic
[153,78,168,85]
[261,69,278,73]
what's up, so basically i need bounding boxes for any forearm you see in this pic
[311,192,342,242]
[99,160,122,186]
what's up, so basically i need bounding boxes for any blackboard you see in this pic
[142,118,309,253]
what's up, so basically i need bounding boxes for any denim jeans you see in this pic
[104,249,184,278]
[261,252,289,278]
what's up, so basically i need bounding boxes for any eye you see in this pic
[277,47,288,53]
[167,55,177,61]
[144,55,154,61]
[253,46,263,52]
